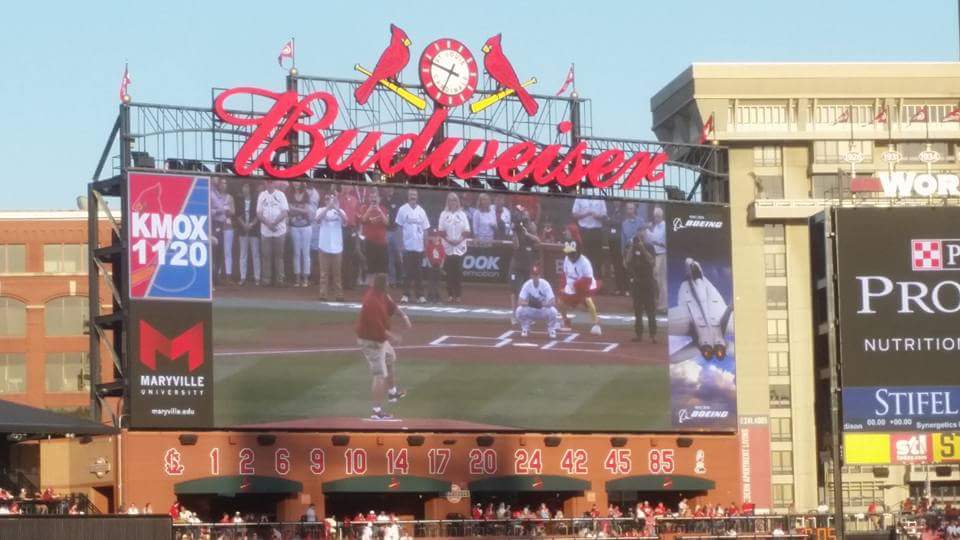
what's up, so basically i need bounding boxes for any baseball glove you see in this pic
[528,297,544,309]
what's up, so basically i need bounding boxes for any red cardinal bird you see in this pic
[482,34,538,116]
[355,24,412,105]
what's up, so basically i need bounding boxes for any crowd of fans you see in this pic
[210,179,665,301]
[0,487,86,515]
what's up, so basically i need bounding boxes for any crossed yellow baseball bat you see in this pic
[470,78,537,114]
[354,64,426,110]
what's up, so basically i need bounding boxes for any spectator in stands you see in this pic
[143,502,153,514]
[339,186,362,291]
[69,502,80,515]
[359,189,390,283]
[437,192,470,303]
[169,501,181,520]
[606,201,628,295]
[316,190,347,301]
[258,181,290,286]
[395,189,430,303]
[211,178,235,285]
[127,503,140,514]
[381,187,404,288]
[643,206,667,311]
[306,503,317,522]
[235,181,261,286]
[496,503,507,519]
[472,193,499,242]
[494,194,513,239]
[288,183,318,288]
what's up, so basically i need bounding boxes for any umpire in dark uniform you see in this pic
[624,231,657,342]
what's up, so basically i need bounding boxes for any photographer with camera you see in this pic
[508,206,541,326]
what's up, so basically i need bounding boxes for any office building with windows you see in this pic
[651,62,960,512]
[0,211,111,415]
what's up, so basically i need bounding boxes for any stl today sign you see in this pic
[127,173,212,301]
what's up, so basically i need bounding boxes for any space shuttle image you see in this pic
[669,258,733,361]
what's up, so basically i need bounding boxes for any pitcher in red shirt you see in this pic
[355,273,412,420]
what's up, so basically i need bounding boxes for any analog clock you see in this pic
[419,38,479,107]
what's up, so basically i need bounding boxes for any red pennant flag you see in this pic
[944,107,960,122]
[910,106,928,124]
[555,64,575,97]
[699,113,715,144]
[872,107,887,124]
[277,39,295,67]
[833,107,851,125]
[119,64,132,103]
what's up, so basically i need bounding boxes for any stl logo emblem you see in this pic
[912,240,943,271]
[694,450,707,475]
[164,448,185,476]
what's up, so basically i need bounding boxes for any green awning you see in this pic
[175,475,303,497]
[469,475,590,492]
[322,475,451,493]
[605,475,715,492]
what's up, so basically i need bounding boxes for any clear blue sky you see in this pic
[2,0,958,210]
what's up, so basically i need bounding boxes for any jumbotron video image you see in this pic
[208,178,736,432]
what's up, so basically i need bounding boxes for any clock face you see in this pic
[419,39,478,107]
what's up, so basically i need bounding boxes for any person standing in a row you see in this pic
[234,182,261,286]
[395,189,430,303]
[437,192,470,303]
[288,183,317,288]
[644,206,668,312]
[359,190,390,284]
[316,192,347,301]
[257,182,289,286]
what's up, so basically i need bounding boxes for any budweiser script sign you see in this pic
[214,87,669,190]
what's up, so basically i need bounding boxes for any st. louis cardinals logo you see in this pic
[353,25,539,116]
[163,448,184,475]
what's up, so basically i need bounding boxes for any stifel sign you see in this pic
[214,87,669,190]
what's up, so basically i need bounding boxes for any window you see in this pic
[771,417,793,442]
[754,146,783,167]
[769,351,790,376]
[764,224,785,245]
[812,174,842,198]
[767,318,789,343]
[43,244,87,273]
[772,483,794,508]
[0,353,26,394]
[764,253,786,277]
[0,297,27,337]
[813,140,873,164]
[772,450,794,474]
[767,286,788,309]
[756,176,784,199]
[45,352,89,393]
[770,384,792,408]
[0,245,26,274]
[44,297,88,336]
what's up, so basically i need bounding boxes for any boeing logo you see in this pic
[673,217,723,232]
[678,408,729,423]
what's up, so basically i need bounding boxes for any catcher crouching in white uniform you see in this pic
[515,265,561,339]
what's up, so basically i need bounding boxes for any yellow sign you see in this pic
[844,433,891,464]
[933,433,960,462]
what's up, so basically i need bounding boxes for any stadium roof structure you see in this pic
[0,399,117,436]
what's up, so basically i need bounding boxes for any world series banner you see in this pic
[128,172,212,301]
[835,207,960,433]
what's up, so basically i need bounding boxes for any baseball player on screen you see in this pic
[515,265,561,339]
[355,273,412,420]
[558,241,603,335]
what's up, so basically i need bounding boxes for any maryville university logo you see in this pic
[139,321,204,372]
[912,239,960,271]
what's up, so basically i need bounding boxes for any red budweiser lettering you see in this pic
[214,87,668,190]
